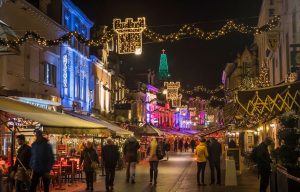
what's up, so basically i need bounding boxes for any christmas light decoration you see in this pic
[0,16,280,50]
[159,49,169,80]
[113,17,146,54]
[144,15,280,42]
[256,62,271,88]
[165,81,182,107]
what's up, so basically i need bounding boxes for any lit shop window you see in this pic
[44,63,56,86]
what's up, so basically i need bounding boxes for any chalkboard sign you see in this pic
[226,148,241,172]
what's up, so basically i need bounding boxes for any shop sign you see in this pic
[57,144,67,153]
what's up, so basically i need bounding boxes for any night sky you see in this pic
[72,0,262,89]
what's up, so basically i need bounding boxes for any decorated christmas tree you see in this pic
[159,49,169,80]
[256,61,271,88]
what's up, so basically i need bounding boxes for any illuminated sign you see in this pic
[63,54,68,88]
[113,17,146,54]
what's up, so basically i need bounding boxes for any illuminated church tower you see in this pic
[159,49,169,80]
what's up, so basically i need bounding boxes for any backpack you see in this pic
[250,146,259,164]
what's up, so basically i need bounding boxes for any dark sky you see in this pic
[72,0,262,88]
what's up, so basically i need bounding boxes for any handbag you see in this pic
[156,147,164,160]
[15,156,32,181]
[88,152,98,170]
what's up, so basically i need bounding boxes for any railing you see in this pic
[271,164,300,192]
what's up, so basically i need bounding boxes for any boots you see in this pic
[150,169,153,183]
[154,171,158,185]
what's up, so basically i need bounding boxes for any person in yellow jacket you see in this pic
[195,137,208,186]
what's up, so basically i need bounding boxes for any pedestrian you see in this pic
[29,130,54,192]
[164,140,171,161]
[102,138,120,192]
[80,141,99,191]
[184,140,189,152]
[208,138,222,185]
[12,134,31,192]
[147,137,163,185]
[174,139,178,152]
[190,138,196,153]
[228,139,237,148]
[195,137,208,186]
[178,138,183,152]
[256,137,273,192]
[123,136,140,184]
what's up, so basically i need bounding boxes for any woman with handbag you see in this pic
[147,137,163,185]
[80,141,99,191]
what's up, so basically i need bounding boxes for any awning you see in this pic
[236,82,300,116]
[0,97,106,134]
[64,111,134,137]
[134,124,164,137]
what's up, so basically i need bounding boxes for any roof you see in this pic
[134,124,164,137]
[0,97,106,131]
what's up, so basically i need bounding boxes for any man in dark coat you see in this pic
[80,141,99,191]
[190,138,196,153]
[29,130,54,192]
[178,138,183,152]
[102,138,120,192]
[174,139,178,152]
[257,137,273,192]
[208,138,222,185]
[13,134,31,192]
[123,136,140,183]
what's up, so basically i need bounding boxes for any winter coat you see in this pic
[80,147,99,172]
[13,144,31,171]
[195,142,208,162]
[208,140,222,163]
[30,138,54,174]
[102,144,120,168]
[123,137,140,162]
[257,142,272,172]
[190,139,196,148]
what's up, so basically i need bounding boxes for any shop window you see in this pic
[44,63,56,86]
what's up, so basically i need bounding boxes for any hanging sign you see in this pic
[113,17,146,54]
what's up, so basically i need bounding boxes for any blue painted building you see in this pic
[60,0,94,112]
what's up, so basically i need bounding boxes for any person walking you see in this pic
[190,138,196,153]
[178,138,183,152]
[208,137,222,185]
[123,136,140,184]
[174,139,178,152]
[102,138,120,192]
[164,140,171,161]
[13,134,31,192]
[184,140,189,152]
[147,137,162,185]
[256,137,273,192]
[195,138,208,186]
[29,130,54,192]
[80,141,99,191]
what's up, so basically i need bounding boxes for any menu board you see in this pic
[226,148,240,172]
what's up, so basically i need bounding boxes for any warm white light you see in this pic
[135,47,142,55]
[163,89,168,94]
[270,123,276,128]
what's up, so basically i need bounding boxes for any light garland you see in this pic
[0,16,280,48]
[143,15,280,42]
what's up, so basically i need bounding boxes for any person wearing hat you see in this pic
[256,137,273,192]
[102,138,120,191]
[29,130,54,192]
[13,134,31,192]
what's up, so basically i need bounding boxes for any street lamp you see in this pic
[134,47,142,55]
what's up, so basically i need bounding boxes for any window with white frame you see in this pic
[44,63,56,86]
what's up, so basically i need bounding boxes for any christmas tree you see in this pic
[256,61,270,88]
[159,49,169,80]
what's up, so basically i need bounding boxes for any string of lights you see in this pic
[143,15,280,42]
[0,15,279,48]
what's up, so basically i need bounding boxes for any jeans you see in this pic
[210,160,221,184]
[260,169,270,192]
[105,166,116,188]
[126,162,137,182]
[29,171,50,192]
[197,162,206,184]
[85,170,94,189]
[149,161,159,183]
